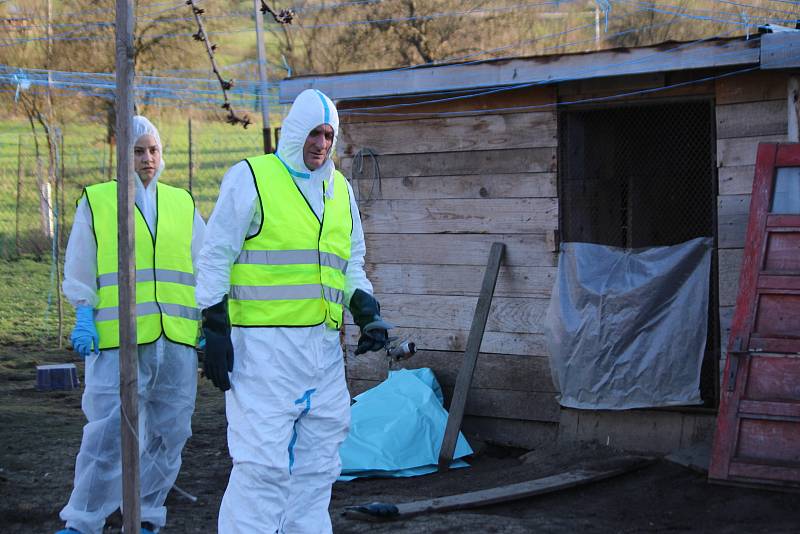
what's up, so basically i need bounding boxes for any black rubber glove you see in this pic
[201,296,234,392]
[349,289,392,355]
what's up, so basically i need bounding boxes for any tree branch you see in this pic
[186,0,251,128]
[260,1,295,24]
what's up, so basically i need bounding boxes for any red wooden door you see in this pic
[709,143,800,489]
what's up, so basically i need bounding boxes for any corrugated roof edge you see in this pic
[278,34,785,104]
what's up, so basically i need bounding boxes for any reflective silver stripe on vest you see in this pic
[322,285,344,305]
[235,249,318,265]
[97,269,195,288]
[94,302,199,322]
[235,249,348,274]
[160,303,201,321]
[97,269,153,288]
[94,301,161,322]
[320,252,348,274]
[156,270,196,286]
[230,284,323,301]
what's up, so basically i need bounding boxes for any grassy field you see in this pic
[0,258,72,347]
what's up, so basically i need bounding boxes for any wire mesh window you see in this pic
[558,98,719,405]
[559,99,715,247]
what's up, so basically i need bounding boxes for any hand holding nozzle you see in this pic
[350,289,392,355]
[349,289,416,361]
[387,339,416,361]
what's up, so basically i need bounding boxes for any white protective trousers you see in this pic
[218,326,350,533]
[59,339,197,534]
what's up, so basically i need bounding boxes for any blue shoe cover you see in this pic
[141,528,156,534]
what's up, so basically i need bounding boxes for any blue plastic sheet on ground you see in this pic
[338,368,473,481]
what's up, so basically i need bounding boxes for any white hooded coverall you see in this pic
[60,116,206,534]
[195,89,372,533]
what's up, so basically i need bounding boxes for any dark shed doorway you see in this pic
[558,98,719,405]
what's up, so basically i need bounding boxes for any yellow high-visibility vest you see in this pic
[229,154,352,330]
[84,180,199,349]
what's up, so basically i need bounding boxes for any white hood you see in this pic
[132,115,165,183]
[276,89,339,193]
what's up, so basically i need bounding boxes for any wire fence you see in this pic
[558,97,719,405]
[0,117,269,258]
[0,116,268,347]
[559,98,715,248]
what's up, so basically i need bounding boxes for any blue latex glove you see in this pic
[70,306,99,358]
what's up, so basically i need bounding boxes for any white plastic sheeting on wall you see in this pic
[544,237,713,410]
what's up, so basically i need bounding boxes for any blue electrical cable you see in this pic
[341,64,763,118]
[4,3,798,114]
[337,30,754,114]
[0,25,762,110]
[6,2,793,49]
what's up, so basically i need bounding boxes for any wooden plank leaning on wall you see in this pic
[336,86,563,437]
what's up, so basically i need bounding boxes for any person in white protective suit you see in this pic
[56,116,205,534]
[196,89,391,533]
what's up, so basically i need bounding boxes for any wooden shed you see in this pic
[279,32,800,453]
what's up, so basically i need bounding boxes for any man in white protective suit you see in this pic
[196,89,391,532]
[56,116,205,534]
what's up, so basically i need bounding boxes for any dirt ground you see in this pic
[1,347,798,533]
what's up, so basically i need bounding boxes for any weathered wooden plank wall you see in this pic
[715,70,788,356]
[332,68,790,448]
[336,88,562,440]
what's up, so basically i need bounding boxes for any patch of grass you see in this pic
[0,258,72,347]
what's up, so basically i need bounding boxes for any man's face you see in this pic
[303,124,334,171]
[134,134,161,184]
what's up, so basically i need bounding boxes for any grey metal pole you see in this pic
[115,1,140,532]
[254,0,272,153]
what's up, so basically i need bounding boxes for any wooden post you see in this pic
[107,138,114,181]
[788,77,800,142]
[55,128,63,348]
[438,242,505,471]
[59,128,66,251]
[45,0,56,242]
[254,0,272,153]
[188,118,194,194]
[15,135,22,257]
[115,1,140,532]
